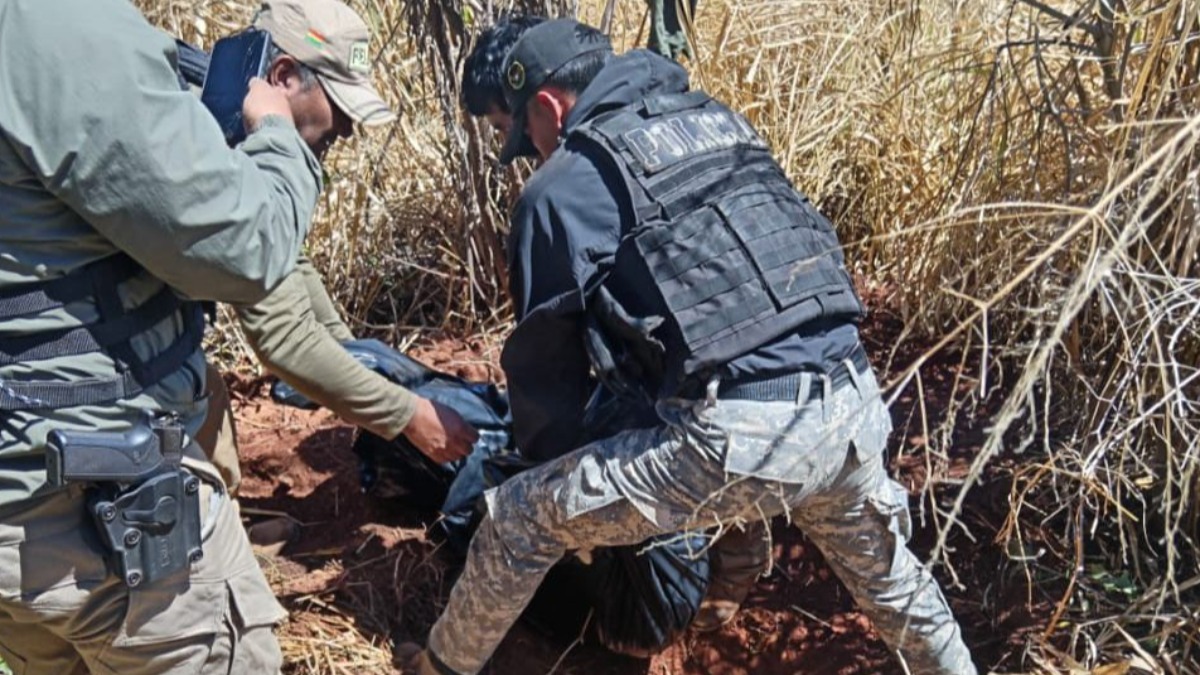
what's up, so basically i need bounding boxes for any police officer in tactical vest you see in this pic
[400,18,977,675]
[0,0,325,671]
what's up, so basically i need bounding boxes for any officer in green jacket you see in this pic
[0,0,322,671]
[198,0,477,504]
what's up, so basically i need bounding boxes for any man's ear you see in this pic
[265,55,301,92]
[532,89,567,127]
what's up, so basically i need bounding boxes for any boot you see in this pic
[246,516,300,557]
[692,579,755,632]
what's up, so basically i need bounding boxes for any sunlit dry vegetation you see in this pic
[134,0,1199,671]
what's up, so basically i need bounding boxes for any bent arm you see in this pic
[503,152,624,460]
[296,256,356,342]
[0,0,322,304]
[502,295,594,462]
[235,261,417,440]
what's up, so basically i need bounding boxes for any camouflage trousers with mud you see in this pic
[427,362,977,675]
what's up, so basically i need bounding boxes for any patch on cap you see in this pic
[506,61,526,91]
[349,40,370,73]
[305,28,330,49]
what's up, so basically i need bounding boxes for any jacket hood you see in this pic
[563,49,690,136]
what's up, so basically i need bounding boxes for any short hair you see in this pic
[462,14,546,116]
[267,41,319,90]
[542,46,611,97]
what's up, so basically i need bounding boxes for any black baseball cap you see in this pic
[498,18,613,164]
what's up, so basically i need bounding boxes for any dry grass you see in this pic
[134,0,1199,672]
[260,538,451,674]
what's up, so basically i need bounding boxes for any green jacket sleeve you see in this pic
[235,258,418,440]
[0,0,322,305]
[298,256,356,343]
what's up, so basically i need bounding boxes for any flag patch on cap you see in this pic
[305,28,329,49]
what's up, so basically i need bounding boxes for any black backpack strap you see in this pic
[0,254,142,321]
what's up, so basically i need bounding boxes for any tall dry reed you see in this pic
[134,0,1199,671]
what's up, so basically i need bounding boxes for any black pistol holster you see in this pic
[45,412,204,588]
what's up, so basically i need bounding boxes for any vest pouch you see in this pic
[631,206,772,354]
[714,186,855,310]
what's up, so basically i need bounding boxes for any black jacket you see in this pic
[502,50,859,462]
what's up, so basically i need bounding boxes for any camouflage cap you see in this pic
[255,0,396,125]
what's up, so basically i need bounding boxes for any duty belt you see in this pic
[717,344,871,402]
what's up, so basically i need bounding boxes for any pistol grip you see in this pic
[46,424,162,485]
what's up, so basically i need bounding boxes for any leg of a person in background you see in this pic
[693,520,772,631]
[195,363,296,553]
[197,362,241,495]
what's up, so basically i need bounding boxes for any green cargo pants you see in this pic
[197,362,242,494]
[0,467,285,674]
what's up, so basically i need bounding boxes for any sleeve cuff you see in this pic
[250,114,295,133]
[382,386,420,441]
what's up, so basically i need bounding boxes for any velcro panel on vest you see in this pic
[579,103,769,179]
[649,152,781,221]
[631,205,772,351]
[716,186,853,310]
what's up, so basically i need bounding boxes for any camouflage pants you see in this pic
[428,363,976,674]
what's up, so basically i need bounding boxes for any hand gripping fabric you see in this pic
[271,339,711,654]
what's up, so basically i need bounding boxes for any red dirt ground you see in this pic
[231,310,1056,674]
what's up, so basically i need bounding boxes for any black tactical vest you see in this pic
[571,90,865,396]
[0,254,207,411]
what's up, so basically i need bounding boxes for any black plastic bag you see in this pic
[271,339,710,654]
[590,537,711,654]
[271,339,516,511]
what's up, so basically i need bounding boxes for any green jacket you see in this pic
[235,256,418,440]
[0,0,323,504]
